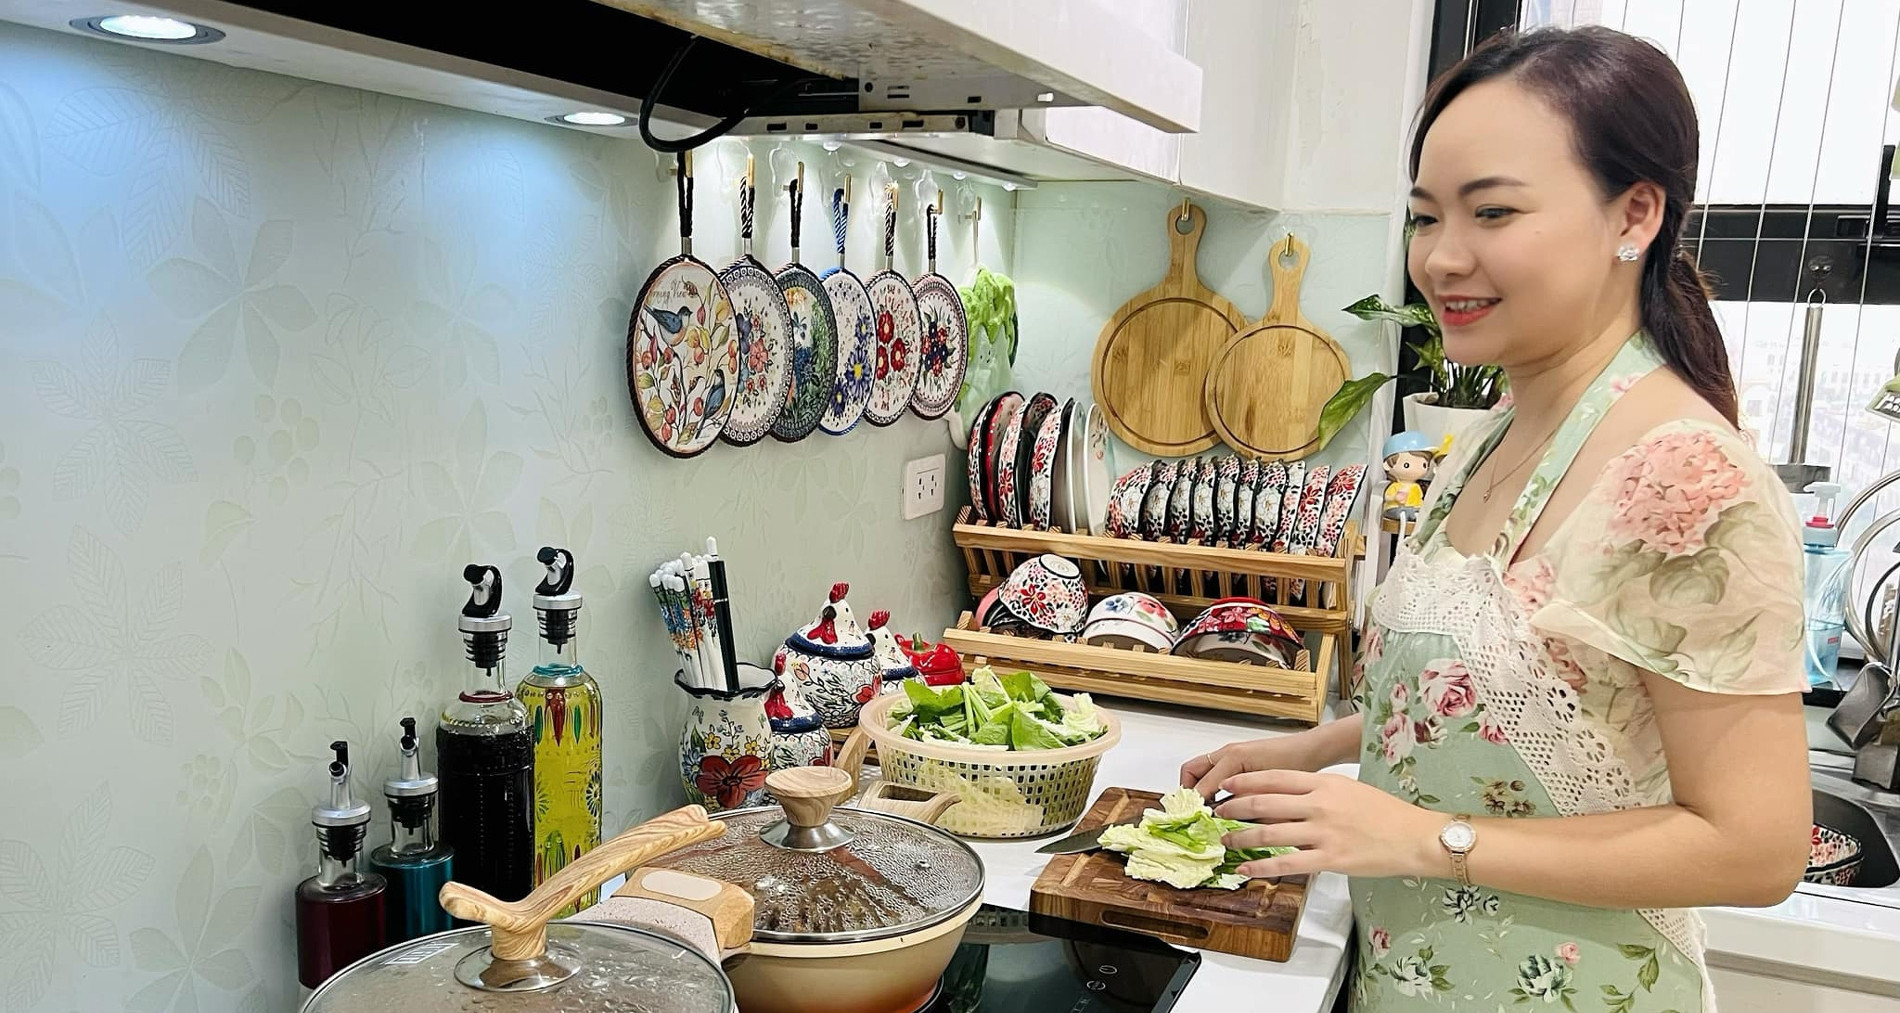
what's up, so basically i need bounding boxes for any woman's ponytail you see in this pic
[1642,229,1739,427]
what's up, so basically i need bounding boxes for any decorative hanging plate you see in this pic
[770,266,839,442]
[910,272,969,420]
[863,270,924,427]
[629,257,739,457]
[820,267,876,435]
[717,255,794,446]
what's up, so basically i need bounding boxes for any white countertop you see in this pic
[963,698,1355,1013]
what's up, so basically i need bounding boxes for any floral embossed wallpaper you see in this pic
[0,22,1011,1011]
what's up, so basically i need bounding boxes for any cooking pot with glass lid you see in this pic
[303,736,985,1013]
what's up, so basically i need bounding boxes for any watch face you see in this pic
[1441,821,1477,852]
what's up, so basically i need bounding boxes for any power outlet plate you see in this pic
[902,454,947,520]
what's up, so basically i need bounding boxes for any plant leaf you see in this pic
[1343,294,1437,330]
[1316,373,1393,453]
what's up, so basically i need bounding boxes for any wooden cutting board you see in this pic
[1203,234,1348,460]
[1091,204,1248,458]
[1029,787,1310,962]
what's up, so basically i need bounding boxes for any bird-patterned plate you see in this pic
[718,255,794,446]
[629,257,739,457]
[769,266,838,443]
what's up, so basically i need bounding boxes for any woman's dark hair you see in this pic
[1410,26,1738,425]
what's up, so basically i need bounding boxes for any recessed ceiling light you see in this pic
[821,141,842,152]
[552,111,627,127]
[72,14,224,43]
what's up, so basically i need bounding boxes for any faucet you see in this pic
[1838,477,1900,790]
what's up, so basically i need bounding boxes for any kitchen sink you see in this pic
[1804,757,1900,905]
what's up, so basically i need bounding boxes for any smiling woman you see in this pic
[1180,26,1812,1013]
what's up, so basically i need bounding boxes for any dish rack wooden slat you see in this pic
[948,509,1359,724]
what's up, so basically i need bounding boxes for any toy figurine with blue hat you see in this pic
[1382,430,1438,521]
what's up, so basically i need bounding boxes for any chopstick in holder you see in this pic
[706,537,739,694]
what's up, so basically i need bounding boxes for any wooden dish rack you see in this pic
[942,508,1358,724]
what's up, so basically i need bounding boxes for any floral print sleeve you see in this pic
[1529,420,1809,695]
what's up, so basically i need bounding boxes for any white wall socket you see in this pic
[902,454,947,520]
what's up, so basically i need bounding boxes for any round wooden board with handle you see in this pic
[1203,234,1348,461]
[1091,204,1248,457]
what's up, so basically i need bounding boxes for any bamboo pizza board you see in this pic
[1203,234,1348,461]
[1029,787,1311,962]
[1092,205,1249,457]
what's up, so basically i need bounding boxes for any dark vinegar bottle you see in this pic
[295,741,387,989]
[436,564,534,906]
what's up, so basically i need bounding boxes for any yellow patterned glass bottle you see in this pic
[516,547,603,915]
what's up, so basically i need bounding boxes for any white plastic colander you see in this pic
[857,691,1121,838]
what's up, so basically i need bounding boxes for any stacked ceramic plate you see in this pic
[983,585,1305,670]
[965,391,1115,536]
[1104,456,1369,563]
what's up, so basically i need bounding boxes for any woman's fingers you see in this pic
[1178,748,1218,788]
[1219,768,1324,799]
[1221,820,1320,851]
[1236,849,1326,879]
[1213,791,1314,823]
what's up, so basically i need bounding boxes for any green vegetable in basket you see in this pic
[890,667,1107,750]
[1098,787,1297,890]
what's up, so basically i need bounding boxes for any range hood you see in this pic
[0,0,1201,188]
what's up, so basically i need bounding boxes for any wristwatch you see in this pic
[1439,815,1478,886]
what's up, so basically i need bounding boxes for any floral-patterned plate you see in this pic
[717,255,794,446]
[819,264,876,435]
[629,257,740,457]
[910,271,969,420]
[1026,399,1066,529]
[1253,460,1290,547]
[1190,457,1218,546]
[1105,464,1154,539]
[769,265,838,443]
[1141,460,1178,541]
[1213,456,1241,546]
[863,268,923,427]
[1167,458,1198,544]
[966,391,1014,522]
[1013,393,1059,526]
[993,398,1030,528]
[1235,458,1261,546]
[982,392,1025,521]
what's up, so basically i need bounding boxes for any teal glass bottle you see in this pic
[367,718,454,942]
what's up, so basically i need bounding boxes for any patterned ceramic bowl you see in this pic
[1081,593,1179,653]
[1805,824,1863,886]
[998,553,1090,635]
[1173,597,1304,668]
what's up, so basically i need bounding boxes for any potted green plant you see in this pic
[1316,294,1505,453]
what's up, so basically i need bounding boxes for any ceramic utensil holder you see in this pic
[676,672,774,812]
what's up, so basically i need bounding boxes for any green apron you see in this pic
[1350,336,1710,1013]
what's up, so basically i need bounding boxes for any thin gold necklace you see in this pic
[1479,418,1564,502]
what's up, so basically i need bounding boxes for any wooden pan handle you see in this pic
[831,726,872,794]
[439,806,725,961]
[615,867,756,952]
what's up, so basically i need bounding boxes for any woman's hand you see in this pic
[1178,735,1318,798]
[1214,769,1444,880]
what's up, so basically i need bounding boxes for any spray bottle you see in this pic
[1804,481,1851,687]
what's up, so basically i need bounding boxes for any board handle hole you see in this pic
[1100,910,1211,943]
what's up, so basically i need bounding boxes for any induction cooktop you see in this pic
[917,905,1201,1013]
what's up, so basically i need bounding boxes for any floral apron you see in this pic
[1351,336,1711,1013]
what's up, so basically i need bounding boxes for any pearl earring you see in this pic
[1616,243,1641,263]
